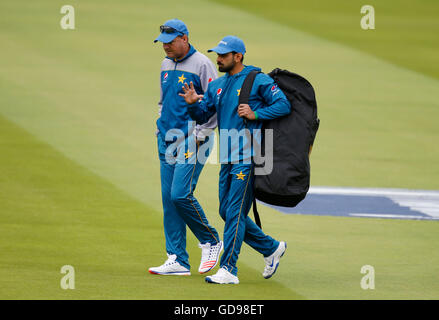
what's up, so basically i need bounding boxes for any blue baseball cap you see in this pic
[208,36,246,55]
[154,19,189,43]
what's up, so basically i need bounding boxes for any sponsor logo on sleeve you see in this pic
[271,84,280,96]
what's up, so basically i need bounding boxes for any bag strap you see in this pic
[239,70,260,105]
[240,70,262,229]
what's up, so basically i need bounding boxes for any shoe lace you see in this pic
[198,243,211,260]
[199,242,221,261]
[164,254,178,266]
[217,267,229,277]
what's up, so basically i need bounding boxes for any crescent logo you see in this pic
[217,88,222,95]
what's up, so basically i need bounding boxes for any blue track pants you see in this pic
[157,134,220,269]
[218,163,279,276]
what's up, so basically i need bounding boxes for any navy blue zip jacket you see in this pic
[188,65,291,163]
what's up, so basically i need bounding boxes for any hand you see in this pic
[179,81,204,104]
[237,104,256,120]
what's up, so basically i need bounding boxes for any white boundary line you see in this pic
[309,186,439,198]
[349,213,439,220]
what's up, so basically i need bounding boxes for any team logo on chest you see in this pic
[178,73,186,84]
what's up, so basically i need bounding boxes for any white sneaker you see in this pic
[148,254,191,276]
[205,267,239,284]
[263,241,287,279]
[198,241,223,274]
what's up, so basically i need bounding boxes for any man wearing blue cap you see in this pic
[180,35,290,284]
[149,19,223,276]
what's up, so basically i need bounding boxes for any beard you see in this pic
[218,61,235,73]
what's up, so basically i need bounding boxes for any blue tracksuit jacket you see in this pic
[187,65,291,163]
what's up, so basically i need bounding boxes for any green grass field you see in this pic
[1,0,438,299]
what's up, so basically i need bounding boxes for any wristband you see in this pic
[254,111,259,120]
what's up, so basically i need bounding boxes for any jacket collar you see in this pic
[166,44,196,63]
[224,65,261,79]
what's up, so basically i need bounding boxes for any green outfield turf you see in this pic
[211,0,439,79]
[1,0,438,299]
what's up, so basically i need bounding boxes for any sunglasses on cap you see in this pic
[159,25,184,36]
